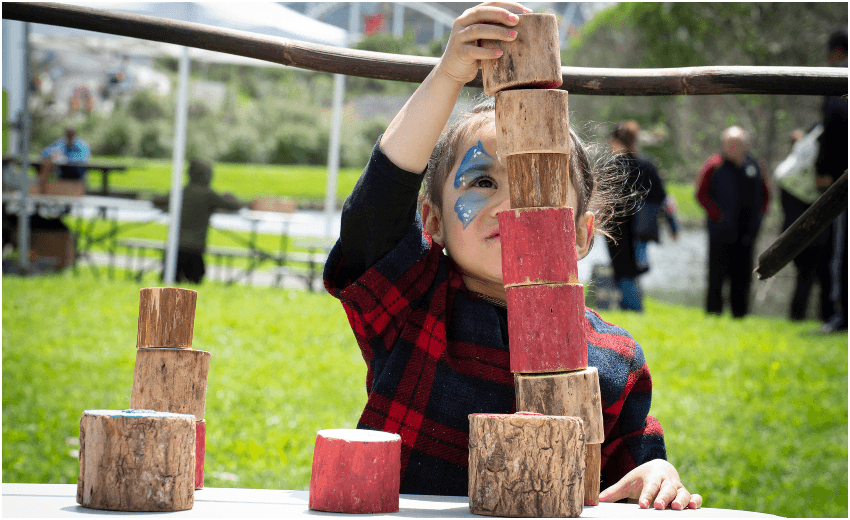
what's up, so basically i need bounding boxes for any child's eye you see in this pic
[473,177,495,189]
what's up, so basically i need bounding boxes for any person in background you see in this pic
[815,28,848,333]
[154,158,246,284]
[776,127,832,323]
[605,120,678,312]
[39,127,90,184]
[695,126,770,318]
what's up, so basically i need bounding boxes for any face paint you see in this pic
[453,141,494,229]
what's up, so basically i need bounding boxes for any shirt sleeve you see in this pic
[695,154,723,222]
[338,137,426,281]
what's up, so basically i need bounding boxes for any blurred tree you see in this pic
[564,2,847,183]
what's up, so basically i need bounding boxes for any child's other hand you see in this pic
[598,459,702,510]
[437,2,531,85]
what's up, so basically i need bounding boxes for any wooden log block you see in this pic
[506,153,572,209]
[76,409,195,512]
[195,420,206,490]
[130,348,211,421]
[506,283,587,373]
[480,13,562,95]
[137,287,197,349]
[495,89,569,156]
[584,443,601,506]
[468,412,584,518]
[514,368,604,444]
[308,429,401,514]
[499,206,578,287]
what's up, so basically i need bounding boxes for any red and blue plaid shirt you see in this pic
[324,143,666,496]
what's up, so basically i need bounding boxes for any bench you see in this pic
[117,238,329,291]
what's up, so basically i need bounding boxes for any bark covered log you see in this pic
[480,14,562,95]
[195,420,206,490]
[506,153,572,209]
[468,412,585,518]
[130,348,211,421]
[495,89,570,156]
[309,429,401,514]
[514,368,604,443]
[137,287,197,349]
[499,206,579,287]
[76,409,195,512]
[584,443,601,506]
[2,3,847,96]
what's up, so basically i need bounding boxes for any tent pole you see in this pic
[17,22,31,272]
[163,45,190,284]
[324,73,344,243]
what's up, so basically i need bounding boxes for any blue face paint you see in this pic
[453,141,494,229]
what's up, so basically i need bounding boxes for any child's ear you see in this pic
[575,211,595,260]
[421,201,445,246]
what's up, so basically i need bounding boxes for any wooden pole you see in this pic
[2,2,846,96]
[756,172,847,280]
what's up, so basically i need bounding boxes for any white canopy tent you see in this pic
[5,2,349,281]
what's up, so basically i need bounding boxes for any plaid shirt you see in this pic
[324,144,666,496]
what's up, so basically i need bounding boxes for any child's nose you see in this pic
[490,190,511,215]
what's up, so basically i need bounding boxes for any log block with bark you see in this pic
[468,412,584,518]
[479,13,562,95]
[584,443,601,506]
[505,153,572,209]
[506,283,588,373]
[130,348,211,421]
[137,287,197,349]
[195,419,206,490]
[495,89,570,157]
[309,429,402,514]
[514,368,604,444]
[499,207,578,287]
[76,409,195,512]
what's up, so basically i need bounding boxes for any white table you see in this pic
[2,484,779,518]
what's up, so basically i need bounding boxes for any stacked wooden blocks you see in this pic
[468,13,604,517]
[131,287,210,490]
[76,287,207,512]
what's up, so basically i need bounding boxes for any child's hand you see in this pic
[436,2,531,85]
[598,459,702,510]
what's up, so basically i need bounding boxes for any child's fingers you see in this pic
[455,4,522,30]
[476,1,533,15]
[651,481,679,510]
[454,22,518,47]
[688,493,703,509]
[455,43,507,64]
[638,478,661,508]
[668,486,692,511]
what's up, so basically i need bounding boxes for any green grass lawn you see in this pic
[86,155,365,202]
[3,273,846,517]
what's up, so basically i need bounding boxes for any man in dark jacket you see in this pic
[815,28,848,333]
[696,126,771,318]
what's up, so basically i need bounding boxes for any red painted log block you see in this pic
[506,283,587,373]
[308,429,401,514]
[499,207,578,287]
[195,420,205,490]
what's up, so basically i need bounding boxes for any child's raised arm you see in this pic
[379,2,530,174]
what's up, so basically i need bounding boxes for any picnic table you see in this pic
[4,155,128,196]
[2,484,778,518]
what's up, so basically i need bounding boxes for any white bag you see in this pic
[774,124,823,204]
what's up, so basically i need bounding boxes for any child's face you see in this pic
[422,122,593,298]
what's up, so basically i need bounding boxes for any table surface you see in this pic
[3,484,779,518]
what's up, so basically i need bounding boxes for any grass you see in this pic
[3,273,846,517]
[86,155,365,202]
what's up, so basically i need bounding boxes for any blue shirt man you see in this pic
[41,127,90,180]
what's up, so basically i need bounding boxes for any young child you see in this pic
[324,2,701,510]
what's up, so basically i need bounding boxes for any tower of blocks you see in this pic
[468,13,604,518]
[76,288,208,512]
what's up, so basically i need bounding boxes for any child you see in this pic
[324,2,701,510]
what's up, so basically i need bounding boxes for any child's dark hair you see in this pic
[422,96,626,243]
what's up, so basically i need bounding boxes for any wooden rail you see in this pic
[3,2,847,96]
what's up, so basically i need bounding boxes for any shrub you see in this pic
[127,89,168,122]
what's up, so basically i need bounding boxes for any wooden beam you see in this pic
[756,172,847,280]
[3,2,847,96]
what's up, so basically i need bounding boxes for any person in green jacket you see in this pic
[155,158,246,283]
